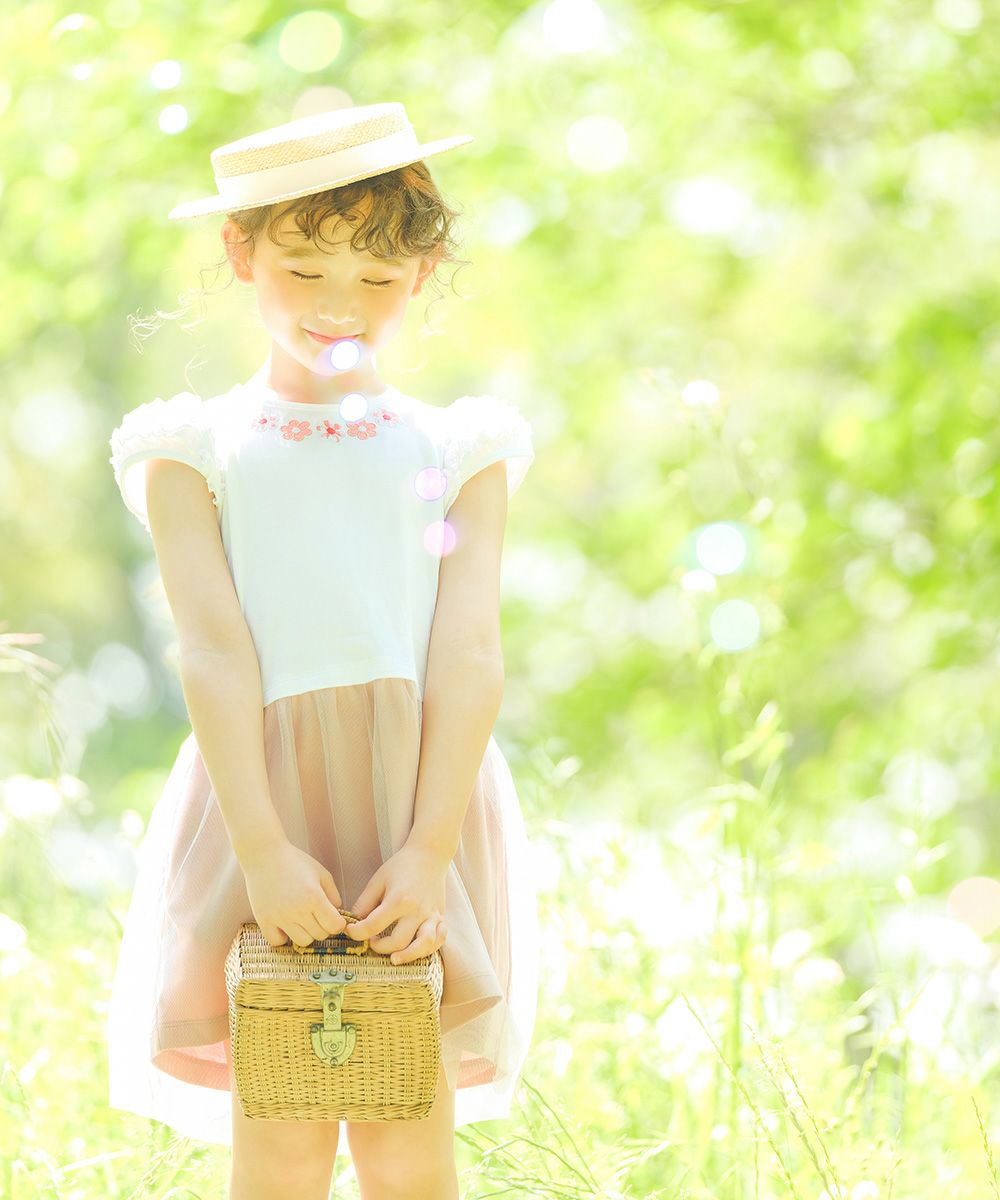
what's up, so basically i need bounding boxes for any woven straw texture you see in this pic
[226,916,444,1121]
[214,109,402,178]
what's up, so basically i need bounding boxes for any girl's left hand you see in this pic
[346,843,450,964]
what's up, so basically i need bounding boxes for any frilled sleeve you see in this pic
[108,391,223,534]
[441,393,534,517]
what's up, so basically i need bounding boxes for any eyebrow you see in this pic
[280,244,405,266]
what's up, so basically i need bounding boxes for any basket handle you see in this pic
[290,906,380,956]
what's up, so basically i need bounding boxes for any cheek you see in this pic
[378,287,408,314]
[270,277,304,312]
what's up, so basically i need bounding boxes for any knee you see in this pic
[230,1151,335,1200]
[353,1149,459,1200]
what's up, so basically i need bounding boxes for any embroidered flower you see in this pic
[317,419,343,441]
[281,418,313,441]
[247,404,403,445]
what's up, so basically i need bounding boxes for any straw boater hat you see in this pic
[167,101,474,221]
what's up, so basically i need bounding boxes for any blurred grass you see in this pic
[5,0,1000,1196]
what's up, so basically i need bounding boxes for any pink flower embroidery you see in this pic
[317,419,343,440]
[281,419,313,441]
[249,405,402,444]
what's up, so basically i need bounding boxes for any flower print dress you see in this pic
[105,359,539,1147]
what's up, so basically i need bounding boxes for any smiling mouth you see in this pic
[306,330,363,343]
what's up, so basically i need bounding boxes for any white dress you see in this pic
[105,361,539,1146]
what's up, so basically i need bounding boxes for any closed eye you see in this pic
[290,271,393,287]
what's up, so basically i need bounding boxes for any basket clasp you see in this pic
[308,968,357,1066]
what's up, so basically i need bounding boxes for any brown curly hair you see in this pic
[129,159,469,351]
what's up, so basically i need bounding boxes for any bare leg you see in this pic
[345,1060,460,1200]
[226,1034,342,1200]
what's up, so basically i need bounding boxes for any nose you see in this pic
[315,292,359,326]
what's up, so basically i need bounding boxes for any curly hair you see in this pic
[128,159,469,351]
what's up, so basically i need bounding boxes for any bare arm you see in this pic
[144,457,289,868]
[406,460,509,864]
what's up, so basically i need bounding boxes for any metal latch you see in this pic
[309,967,357,1066]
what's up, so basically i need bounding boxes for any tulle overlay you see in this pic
[106,677,539,1146]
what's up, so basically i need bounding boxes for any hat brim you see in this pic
[166,135,474,221]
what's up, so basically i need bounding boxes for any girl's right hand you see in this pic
[241,840,347,948]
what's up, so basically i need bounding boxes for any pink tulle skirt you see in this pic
[106,678,539,1146]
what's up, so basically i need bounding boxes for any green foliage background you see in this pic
[2,0,1000,1196]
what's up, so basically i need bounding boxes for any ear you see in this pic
[221,219,254,284]
[411,249,442,296]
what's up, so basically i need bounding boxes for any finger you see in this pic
[372,915,420,957]
[344,900,379,938]
[311,910,346,939]
[388,918,443,965]
[347,877,386,936]
[318,870,343,911]
[390,926,442,965]
[348,902,396,941]
[284,922,316,946]
[330,909,348,934]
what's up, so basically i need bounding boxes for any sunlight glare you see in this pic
[2,776,63,820]
[669,177,753,235]
[946,875,1000,937]
[414,466,447,502]
[278,12,344,72]
[681,379,720,407]
[708,598,761,651]
[566,114,629,173]
[695,522,747,576]
[337,389,367,421]
[150,59,182,89]
[159,103,188,134]
[542,0,608,53]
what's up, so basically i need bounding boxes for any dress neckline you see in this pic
[242,362,397,410]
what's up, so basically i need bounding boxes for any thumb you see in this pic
[317,870,346,930]
[348,873,384,933]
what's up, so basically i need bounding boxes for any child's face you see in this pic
[223,195,438,380]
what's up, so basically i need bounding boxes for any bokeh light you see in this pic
[947,876,1000,938]
[278,11,344,73]
[542,0,608,54]
[566,113,629,173]
[149,59,182,90]
[695,522,748,576]
[681,379,721,408]
[328,338,362,371]
[708,598,762,652]
[414,465,447,502]
[424,519,458,559]
[337,389,367,422]
[158,103,188,134]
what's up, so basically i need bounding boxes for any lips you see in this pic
[306,330,362,344]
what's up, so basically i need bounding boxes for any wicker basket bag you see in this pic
[224,906,444,1121]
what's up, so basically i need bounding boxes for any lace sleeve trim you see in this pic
[108,392,224,532]
[442,393,534,514]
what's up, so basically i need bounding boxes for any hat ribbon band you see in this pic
[215,127,421,205]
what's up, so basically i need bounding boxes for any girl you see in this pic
[106,102,539,1200]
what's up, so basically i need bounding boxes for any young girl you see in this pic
[106,102,539,1200]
